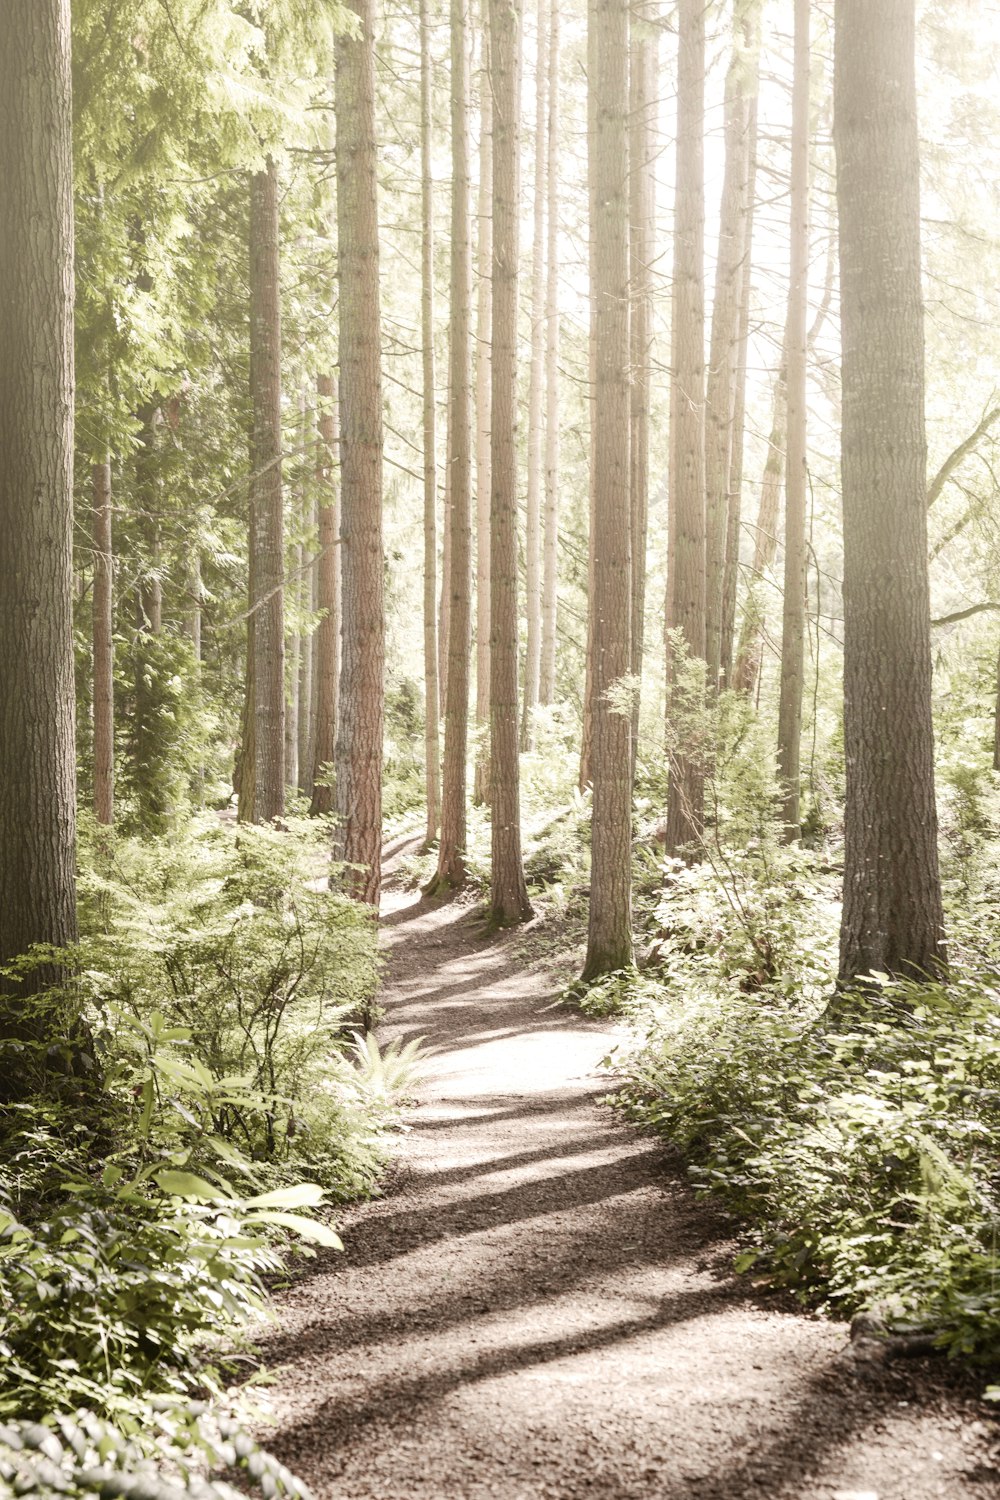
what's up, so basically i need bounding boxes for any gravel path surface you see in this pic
[258,859,997,1500]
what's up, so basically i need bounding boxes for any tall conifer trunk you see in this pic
[488,0,532,925]
[776,0,810,838]
[628,10,655,760]
[582,0,632,980]
[420,0,441,843]
[93,460,115,827]
[248,157,285,823]
[310,374,340,815]
[664,0,707,855]
[433,0,474,889]
[473,5,493,805]
[834,0,945,985]
[0,0,78,980]
[539,0,560,707]
[334,0,385,906]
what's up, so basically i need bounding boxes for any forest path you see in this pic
[260,843,995,1500]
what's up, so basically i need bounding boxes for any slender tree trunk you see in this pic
[539,0,560,707]
[311,375,341,815]
[664,0,707,855]
[297,485,315,795]
[92,460,115,827]
[834,0,945,986]
[720,21,760,689]
[474,3,494,805]
[582,0,632,980]
[994,639,1000,772]
[248,157,285,823]
[705,4,756,693]
[488,0,532,925]
[520,0,548,751]
[285,392,305,794]
[420,0,441,844]
[0,0,78,982]
[433,0,474,889]
[439,413,452,698]
[334,0,385,906]
[186,554,202,661]
[579,10,599,794]
[776,0,810,839]
[628,9,656,761]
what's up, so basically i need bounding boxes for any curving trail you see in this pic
[259,852,996,1500]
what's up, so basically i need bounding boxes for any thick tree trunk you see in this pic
[834,0,945,986]
[473,3,493,806]
[248,158,285,823]
[520,0,548,751]
[582,0,632,981]
[776,0,810,839]
[310,374,341,815]
[420,0,441,844]
[664,0,707,855]
[628,10,655,761]
[334,0,385,906]
[488,0,532,925]
[705,5,756,693]
[539,0,560,708]
[0,0,78,982]
[433,0,474,890]
[92,460,115,828]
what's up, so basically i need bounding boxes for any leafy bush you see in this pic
[616,964,1000,1361]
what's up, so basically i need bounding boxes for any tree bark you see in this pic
[732,359,786,698]
[93,459,115,828]
[0,0,78,980]
[488,0,532,925]
[705,3,756,693]
[776,0,810,839]
[664,0,707,855]
[310,374,341,816]
[582,0,632,980]
[420,0,441,844]
[628,8,656,761]
[433,0,474,889]
[834,0,945,986]
[334,0,385,906]
[297,486,316,795]
[539,0,560,707]
[520,0,548,751]
[473,2,493,806]
[248,157,285,823]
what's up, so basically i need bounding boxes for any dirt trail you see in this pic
[260,852,997,1499]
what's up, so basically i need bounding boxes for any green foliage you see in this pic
[616,956,1000,1362]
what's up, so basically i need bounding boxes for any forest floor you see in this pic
[257,836,998,1500]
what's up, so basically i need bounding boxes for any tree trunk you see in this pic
[0,0,78,982]
[732,359,786,698]
[539,0,560,707]
[579,8,599,794]
[473,2,493,806]
[433,0,474,889]
[420,0,441,844]
[582,0,632,981]
[834,0,945,986]
[439,406,452,699]
[248,158,285,823]
[93,460,115,828]
[776,0,810,839]
[311,375,341,815]
[297,485,315,795]
[285,393,305,794]
[488,0,532,926]
[705,3,756,693]
[520,0,548,751]
[664,0,707,855]
[334,0,385,907]
[628,8,656,762]
[994,639,1000,772]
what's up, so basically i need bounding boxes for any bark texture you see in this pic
[420,0,441,843]
[775,0,810,838]
[334,0,385,906]
[311,375,341,816]
[488,0,532,925]
[582,0,633,981]
[539,0,560,707]
[0,0,78,976]
[249,158,285,823]
[628,11,655,758]
[92,460,115,827]
[473,4,493,805]
[834,0,945,985]
[664,0,707,855]
[434,0,474,889]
